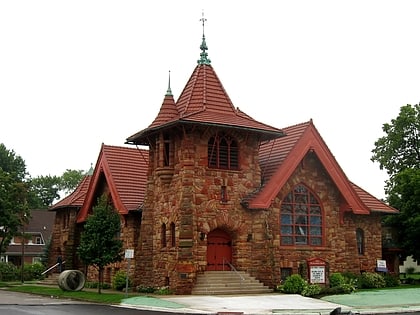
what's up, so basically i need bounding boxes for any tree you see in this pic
[29,175,61,208]
[29,169,85,208]
[77,194,123,293]
[60,169,85,195]
[371,103,420,260]
[0,144,30,254]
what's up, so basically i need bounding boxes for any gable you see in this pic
[76,144,149,223]
[247,120,396,215]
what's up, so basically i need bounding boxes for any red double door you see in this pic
[206,229,232,271]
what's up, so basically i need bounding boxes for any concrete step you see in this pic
[192,271,272,295]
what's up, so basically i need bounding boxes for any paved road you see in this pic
[0,290,186,315]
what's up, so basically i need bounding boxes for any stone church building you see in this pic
[50,28,397,294]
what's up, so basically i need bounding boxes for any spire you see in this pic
[197,11,211,65]
[166,70,172,96]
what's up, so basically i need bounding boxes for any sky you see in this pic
[1,1,419,200]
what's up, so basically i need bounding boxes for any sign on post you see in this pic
[125,249,134,297]
[307,258,327,284]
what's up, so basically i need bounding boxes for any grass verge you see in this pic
[3,284,131,304]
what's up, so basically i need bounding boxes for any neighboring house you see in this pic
[1,209,55,266]
[50,29,398,294]
[399,256,420,274]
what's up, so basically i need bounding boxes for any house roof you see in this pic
[126,37,284,145]
[76,144,149,223]
[50,175,92,210]
[6,209,55,255]
[246,120,397,214]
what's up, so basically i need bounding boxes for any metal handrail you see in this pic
[223,257,244,282]
[41,261,66,275]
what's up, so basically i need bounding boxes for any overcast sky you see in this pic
[1,1,419,200]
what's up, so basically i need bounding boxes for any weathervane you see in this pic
[198,10,211,65]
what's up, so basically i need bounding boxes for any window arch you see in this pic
[161,223,167,248]
[208,133,239,170]
[280,184,323,246]
[356,228,365,255]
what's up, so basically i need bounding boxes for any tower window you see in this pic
[170,222,176,247]
[208,133,238,170]
[161,223,167,248]
[280,184,323,246]
[356,228,365,255]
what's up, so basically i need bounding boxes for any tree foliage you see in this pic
[77,194,123,293]
[0,143,30,254]
[371,104,420,183]
[371,103,420,260]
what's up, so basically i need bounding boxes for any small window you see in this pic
[280,184,323,246]
[208,133,239,170]
[35,237,43,245]
[170,222,176,247]
[161,223,167,248]
[356,228,365,255]
[280,268,293,281]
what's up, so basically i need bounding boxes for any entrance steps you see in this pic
[192,271,272,295]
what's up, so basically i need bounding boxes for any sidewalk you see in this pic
[119,288,420,315]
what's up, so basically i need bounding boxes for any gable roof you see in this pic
[50,175,92,210]
[247,120,397,214]
[76,144,149,223]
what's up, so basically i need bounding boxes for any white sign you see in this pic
[310,266,325,284]
[125,249,134,259]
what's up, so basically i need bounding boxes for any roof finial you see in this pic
[198,10,211,65]
[166,70,172,96]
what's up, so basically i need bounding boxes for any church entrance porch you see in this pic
[206,228,232,271]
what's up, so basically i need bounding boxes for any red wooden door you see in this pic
[207,229,232,271]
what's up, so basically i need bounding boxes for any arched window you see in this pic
[280,184,323,246]
[208,133,239,170]
[356,228,365,255]
[161,223,167,248]
[170,222,176,247]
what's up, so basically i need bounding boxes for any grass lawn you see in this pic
[2,284,134,304]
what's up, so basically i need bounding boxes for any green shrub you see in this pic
[329,273,346,287]
[112,270,132,291]
[383,274,400,287]
[406,267,415,274]
[358,272,386,289]
[137,285,155,293]
[154,286,172,295]
[0,262,19,281]
[282,274,306,294]
[301,283,322,297]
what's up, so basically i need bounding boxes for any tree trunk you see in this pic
[98,266,103,294]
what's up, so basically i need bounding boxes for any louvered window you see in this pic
[208,133,239,170]
[280,184,323,246]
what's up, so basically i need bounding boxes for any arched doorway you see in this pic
[206,228,232,271]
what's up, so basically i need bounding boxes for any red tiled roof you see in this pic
[148,93,178,129]
[351,182,398,214]
[247,120,396,214]
[76,144,149,223]
[126,64,284,144]
[51,175,92,210]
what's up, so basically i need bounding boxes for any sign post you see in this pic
[124,249,134,297]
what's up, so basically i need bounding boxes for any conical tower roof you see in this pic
[126,17,284,145]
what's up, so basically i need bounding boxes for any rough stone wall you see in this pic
[137,128,263,293]
[49,208,78,270]
[248,153,384,288]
